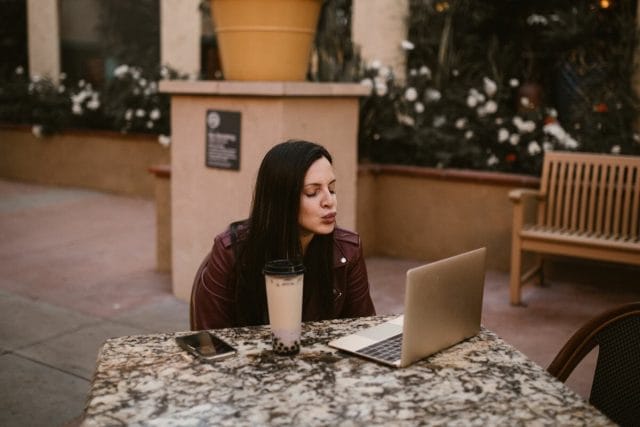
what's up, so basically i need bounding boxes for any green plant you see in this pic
[357,0,640,175]
[0,64,187,145]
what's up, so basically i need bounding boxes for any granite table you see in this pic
[81,316,612,426]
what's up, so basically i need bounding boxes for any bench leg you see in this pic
[510,237,524,306]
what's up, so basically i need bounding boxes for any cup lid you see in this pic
[263,259,304,275]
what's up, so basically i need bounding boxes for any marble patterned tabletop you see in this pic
[81,316,612,426]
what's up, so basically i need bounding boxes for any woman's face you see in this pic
[298,156,337,237]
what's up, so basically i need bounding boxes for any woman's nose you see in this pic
[321,189,335,207]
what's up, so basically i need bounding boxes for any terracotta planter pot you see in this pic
[210,0,323,81]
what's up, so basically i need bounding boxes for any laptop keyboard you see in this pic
[358,333,403,362]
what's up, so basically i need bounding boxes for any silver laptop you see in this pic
[328,247,486,368]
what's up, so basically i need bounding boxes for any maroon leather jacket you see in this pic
[191,226,376,330]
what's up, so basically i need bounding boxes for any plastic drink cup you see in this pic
[263,259,305,355]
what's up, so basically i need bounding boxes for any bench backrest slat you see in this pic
[538,152,640,241]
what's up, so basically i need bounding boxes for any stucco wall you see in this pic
[357,165,539,271]
[0,127,169,198]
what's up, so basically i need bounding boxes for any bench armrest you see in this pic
[509,188,543,203]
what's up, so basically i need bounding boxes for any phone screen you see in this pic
[176,331,236,361]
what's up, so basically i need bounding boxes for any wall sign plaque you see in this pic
[205,110,241,170]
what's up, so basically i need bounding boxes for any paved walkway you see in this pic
[1,178,638,426]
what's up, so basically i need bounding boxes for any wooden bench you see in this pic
[509,151,640,305]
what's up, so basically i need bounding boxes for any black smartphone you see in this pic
[175,331,237,362]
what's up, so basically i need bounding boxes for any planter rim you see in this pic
[0,123,161,141]
[359,163,540,188]
[159,80,371,97]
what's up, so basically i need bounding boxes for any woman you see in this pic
[191,140,376,329]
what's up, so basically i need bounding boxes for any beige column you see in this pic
[27,0,60,80]
[352,0,409,78]
[160,0,201,77]
[634,4,640,134]
[160,81,369,301]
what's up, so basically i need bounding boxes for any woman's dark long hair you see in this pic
[233,140,335,326]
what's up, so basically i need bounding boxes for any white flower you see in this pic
[31,74,41,82]
[409,68,417,76]
[455,118,467,129]
[158,134,171,147]
[466,95,478,108]
[57,85,66,94]
[543,142,554,152]
[509,134,520,146]
[483,77,497,97]
[520,97,531,108]
[527,14,549,25]
[498,128,509,142]
[495,117,504,125]
[512,116,536,133]
[404,87,418,102]
[401,40,415,50]
[633,133,640,142]
[527,141,542,156]
[71,91,88,105]
[72,104,83,115]
[414,102,425,113]
[59,72,67,80]
[135,109,146,118]
[32,125,43,138]
[373,133,380,140]
[125,109,133,121]
[359,78,374,91]
[15,66,24,75]
[543,122,579,149]
[425,88,441,102]
[478,100,498,117]
[509,78,519,88]
[487,154,499,166]
[452,69,459,77]
[398,114,415,127]
[546,108,558,118]
[370,59,381,70]
[465,130,474,139]
[419,66,432,78]
[87,96,100,111]
[611,145,621,154]
[150,109,161,120]
[146,120,154,129]
[379,66,392,79]
[374,80,388,96]
[78,79,85,88]
[485,100,498,114]
[433,115,446,128]
[114,65,129,78]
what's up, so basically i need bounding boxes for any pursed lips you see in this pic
[322,212,337,222]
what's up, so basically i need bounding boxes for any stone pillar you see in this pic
[159,81,369,301]
[27,0,60,80]
[160,0,201,77]
[352,0,408,78]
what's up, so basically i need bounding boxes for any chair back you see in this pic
[189,252,210,330]
[547,302,640,425]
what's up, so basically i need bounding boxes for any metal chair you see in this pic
[547,302,640,426]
